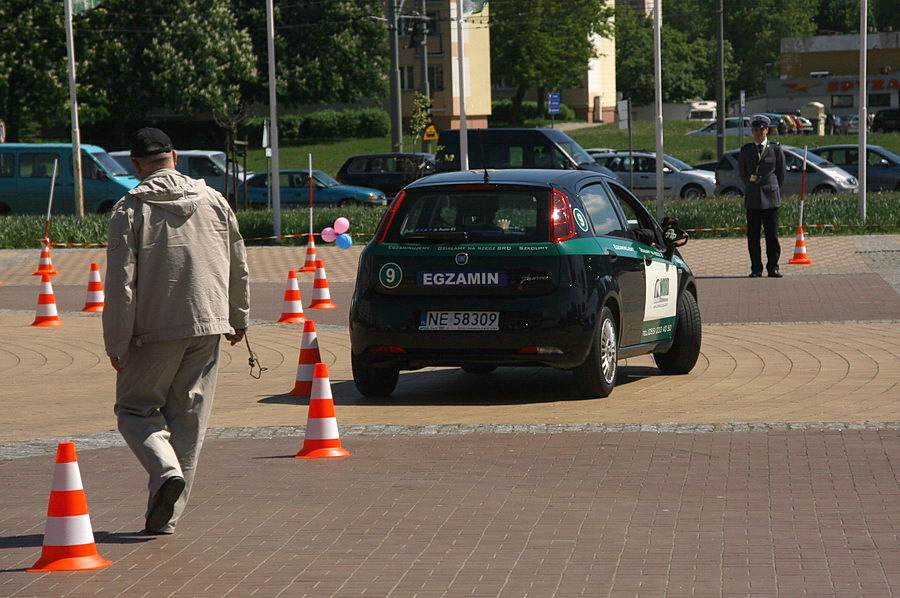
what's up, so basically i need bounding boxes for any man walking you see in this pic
[737,115,786,278]
[103,128,250,534]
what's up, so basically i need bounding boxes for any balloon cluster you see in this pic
[321,217,352,249]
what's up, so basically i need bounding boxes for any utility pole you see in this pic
[265,0,281,241]
[63,0,84,220]
[388,1,403,153]
[715,0,726,160]
[418,0,431,153]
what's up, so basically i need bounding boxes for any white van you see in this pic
[108,149,252,198]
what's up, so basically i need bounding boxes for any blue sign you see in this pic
[548,92,561,115]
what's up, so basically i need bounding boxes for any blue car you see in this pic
[245,170,387,207]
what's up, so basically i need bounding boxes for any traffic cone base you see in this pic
[295,363,350,459]
[788,225,813,265]
[82,262,105,312]
[277,270,305,324]
[307,260,337,309]
[32,274,63,327]
[29,442,111,572]
[300,233,317,273]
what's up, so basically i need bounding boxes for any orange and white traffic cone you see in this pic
[32,274,63,327]
[277,270,305,324]
[289,319,322,397]
[300,233,318,273]
[295,363,350,459]
[81,262,105,312]
[307,260,337,309]
[788,225,813,265]
[33,237,59,276]
[28,442,112,572]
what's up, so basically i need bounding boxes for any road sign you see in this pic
[423,124,438,141]
[548,92,561,115]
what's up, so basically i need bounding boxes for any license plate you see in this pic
[418,311,499,331]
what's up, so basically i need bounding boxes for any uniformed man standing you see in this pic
[737,115,786,278]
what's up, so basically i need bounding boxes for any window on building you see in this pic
[428,64,444,91]
[832,95,853,108]
[869,93,891,107]
[400,65,415,91]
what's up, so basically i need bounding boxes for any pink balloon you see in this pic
[333,217,350,234]
[320,227,336,243]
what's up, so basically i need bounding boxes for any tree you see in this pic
[232,0,388,105]
[76,0,256,143]
[490,0,613,124]
[614,4,720,105]
[0,0,68,141]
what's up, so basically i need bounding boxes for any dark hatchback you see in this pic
[336,152,434,197]
[349,169,702,398]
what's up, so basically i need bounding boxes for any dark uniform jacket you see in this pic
[737,140,786,210]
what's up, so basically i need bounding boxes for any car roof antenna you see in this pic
[477,129,490,183]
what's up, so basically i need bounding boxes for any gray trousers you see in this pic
[114,335,221,533]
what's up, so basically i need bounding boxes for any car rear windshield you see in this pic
[384,188,550,244]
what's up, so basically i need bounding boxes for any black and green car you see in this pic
[349,169,701,398]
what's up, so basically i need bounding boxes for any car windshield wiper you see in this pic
[400,231,469,243]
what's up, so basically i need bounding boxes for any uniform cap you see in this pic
[750,115,771,128]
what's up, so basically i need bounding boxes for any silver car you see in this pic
[686,117,752,137]
[714,145,858,197]
[592,151,717,199]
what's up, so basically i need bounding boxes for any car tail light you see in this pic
[373,189,407,243]
[367,346,407,354]
[518,346,564,355]
[549,188,576,243]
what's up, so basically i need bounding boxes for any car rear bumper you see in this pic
[350,288,597,370]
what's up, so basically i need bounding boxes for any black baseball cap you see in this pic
[130,127,173,157]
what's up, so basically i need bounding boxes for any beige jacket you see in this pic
[103,168,250,358]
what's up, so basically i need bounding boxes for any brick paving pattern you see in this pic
[0,235,898,597]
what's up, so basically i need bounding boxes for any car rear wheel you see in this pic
[680,184,706,199]
[352,352,399,397]
[461,364,497,375]
[720,187,743,198]
[574,306,617,398]
[653,290,701,375]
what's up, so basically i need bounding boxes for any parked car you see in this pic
[686,117,752,136]
[349,168,700,398]
[714,145,858,196]
[0,143,139,214]
[809,144,900,191]
[109,149,252,198]
[692,161,719,171]
[592,151,716,199]
[336,152,434,197]
[872,108,900,133]
[434,128,616,177]
[584,148,618,159]
[244,170,387,208]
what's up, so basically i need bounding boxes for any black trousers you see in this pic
[746,208,781,274]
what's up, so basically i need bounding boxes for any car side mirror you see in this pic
[879,159,890,167]
[662,166,672,174]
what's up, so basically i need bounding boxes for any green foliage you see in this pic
[491,99,576,123]
[232,0,388,105]
[246,109,389,145]
[0,0,67,141]
[659,193,899,238]
[76,1,256,130]
[2,192,897,249]
[490,0,613,121]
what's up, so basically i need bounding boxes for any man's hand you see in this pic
[109,356,124,372]
[228,328,246,346]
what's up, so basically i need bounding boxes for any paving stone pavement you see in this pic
[0,235,898,597]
